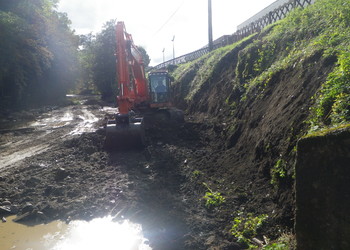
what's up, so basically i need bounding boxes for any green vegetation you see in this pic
[169,0,350,247]
[265,0,350,131]
[192,170,202,178]
[172,34,256,102]
[303,123,350,138]
[270,159,287,186]
[185,44,235,100]
[83,20,117,100]
[77,20,150,101]
[263,233,296,250]
[0,1,151,107]
[309,52,350,130]
[202,182,225,209]
[230,211,268,248]
[0,0,79,107]
[171,0,350,135]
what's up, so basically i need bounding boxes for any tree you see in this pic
[138,46,150,68]
[84,20,151,101]
[91,19,117,101]
[76,33,96,94]
[0,0,79,108]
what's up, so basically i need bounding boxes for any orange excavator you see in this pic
[104,21,183,149]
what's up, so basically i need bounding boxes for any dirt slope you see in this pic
[172,50,336,241]
[169,5,343,245]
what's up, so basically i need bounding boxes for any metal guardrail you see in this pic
[236,0,315,38]
[153,0,314,70]
[153,43,222,70]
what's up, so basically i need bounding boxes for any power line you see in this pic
[153,0,185,36]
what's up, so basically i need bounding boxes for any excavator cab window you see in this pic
[149,73,170,103]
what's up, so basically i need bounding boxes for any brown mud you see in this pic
[0,49,335,250]
[0,99,239,249]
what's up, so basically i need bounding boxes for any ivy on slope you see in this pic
[249,0,350,131]
[173,0,350,132]
[172,35,255,102]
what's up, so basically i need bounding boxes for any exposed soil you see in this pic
[0,50,338,250]
[0,98,239,249]
[0,50,339,250]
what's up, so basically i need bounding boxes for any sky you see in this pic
[57,0,276,66]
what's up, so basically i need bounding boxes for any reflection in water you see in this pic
[1,216,151,250]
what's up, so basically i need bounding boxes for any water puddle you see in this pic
[31,109,74,129]
[68,108,99,136]
[1,216,151,250]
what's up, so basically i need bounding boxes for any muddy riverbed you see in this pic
[0,98,239,249]
[0,97,282,249]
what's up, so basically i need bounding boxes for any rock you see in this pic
[13,210,47,223]
[41,204,58,217]
[25,176,41,187]
[55,167,69,181]
[44,185,54,196]
[36,211,47,221]
[2,217,6,222]
[219,241,241,250]
[205,235,216,245]
[13,212,31,222]
[1,200,11,206]
[10,205,19,214]
[0,206,12,214]
[22,203,34,213]
[83,146,95,154]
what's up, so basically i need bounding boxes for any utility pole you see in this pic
[208,0,213,51]
[162,48,165,63]
[171,35,175,64]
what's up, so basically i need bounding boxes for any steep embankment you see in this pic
[171,0,350,247]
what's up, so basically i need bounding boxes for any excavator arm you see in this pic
[104,21,148,149]
[115,21,148,114]
[105,21,184,149]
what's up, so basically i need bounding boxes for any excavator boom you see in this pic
[104,22,147,149]
[115,21,148,114]
[104,21,183,149]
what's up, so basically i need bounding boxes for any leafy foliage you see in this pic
[270,159,287,187]
[138,46,150,67]
[309,51,350,129]
[0,0,79,107]
[263,233,296,250]
[90,20,117,101]
[76,33,97,94]
[231,212,268,248]
[77,20,151,100]
[202,182,225,208]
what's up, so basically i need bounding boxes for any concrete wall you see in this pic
[295,128,350,250]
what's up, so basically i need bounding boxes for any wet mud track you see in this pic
[0,103,207,249]
[0,105,101,169]
[0,102,255,249]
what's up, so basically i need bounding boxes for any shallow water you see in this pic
[0,215,151,250]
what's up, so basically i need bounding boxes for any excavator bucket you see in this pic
[104,118,145,150]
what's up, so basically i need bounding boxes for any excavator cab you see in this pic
[148,71,171,105]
